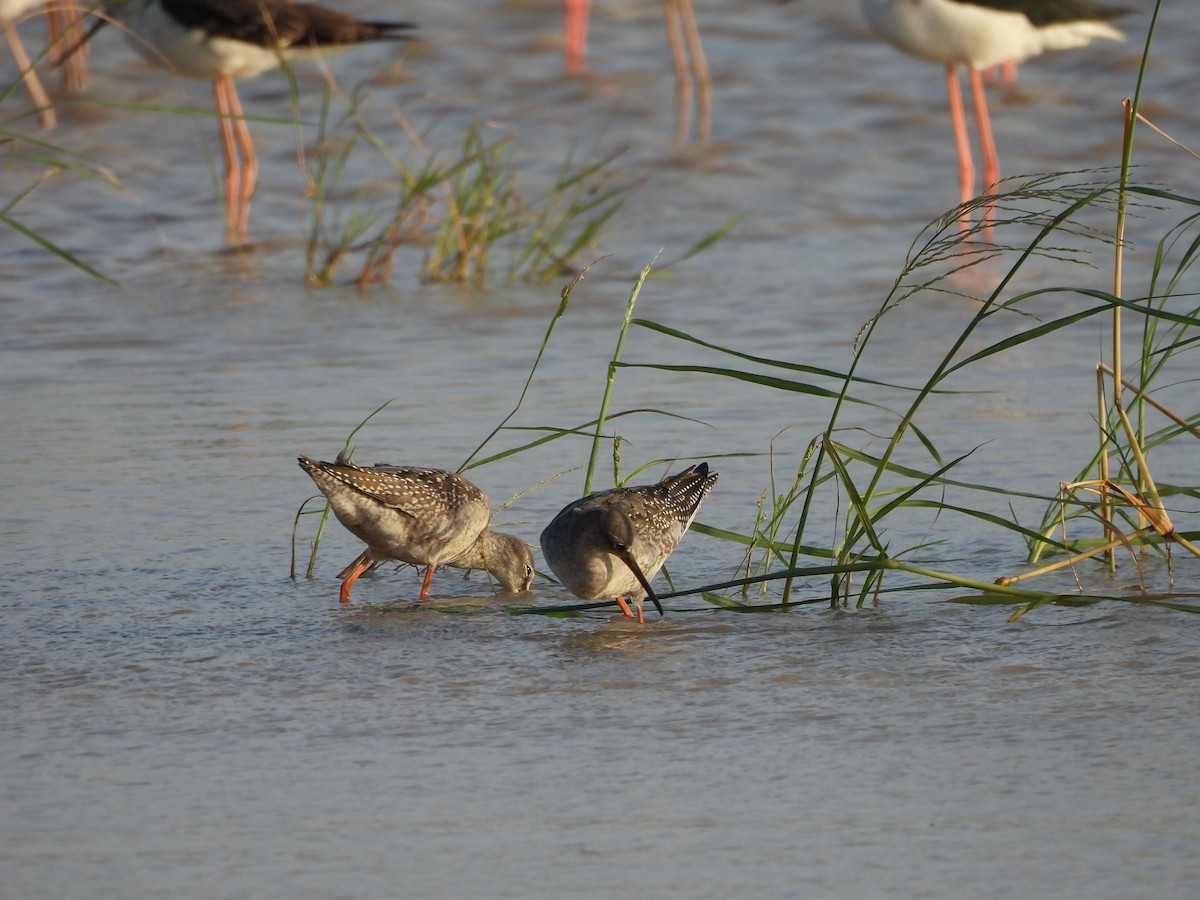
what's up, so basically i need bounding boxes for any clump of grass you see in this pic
[506,140,636,283]
[299,90,636,288]
[421,122,521,284]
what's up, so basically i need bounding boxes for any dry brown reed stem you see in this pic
[1133,111,1200,162]
[997,527,1154,587]
[1097,363,1200,440]
[1002,476,1200,587]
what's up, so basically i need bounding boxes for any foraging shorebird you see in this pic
[562,0,710,141]
[91,0,415,243]
[540,462,717,624]
[2,0,89,129]
[859,0,1128,213]
[299,455,534,605]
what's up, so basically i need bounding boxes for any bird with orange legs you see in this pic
[540,463,717,624]
[89,0,415,244]
[860,0,1129,226]
[562,0,710,142]
[299,455,535,606]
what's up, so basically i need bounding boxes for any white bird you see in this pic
[860,0,1128,217]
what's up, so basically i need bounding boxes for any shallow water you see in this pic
[4,1,1200,897]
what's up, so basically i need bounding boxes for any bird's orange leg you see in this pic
[678,0,710,142]
[339,553,372,604]
[563,0,590,73]
[46,0,88,93]
[945,65,974,212]
[662,0,709,143]
[213,75,242,242]
[967,65,999,234]
[214,74,257,243]
[4,17,55,129]
[614,596,635,619]
[228,86,257,241]
[337,550,370,580]
[663,0,692,143]
[418,565,435,602]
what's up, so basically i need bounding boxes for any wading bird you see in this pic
[90,0,415,243]
[540,462,717,624]
[859,0,1128,218]
[299,455,534,605]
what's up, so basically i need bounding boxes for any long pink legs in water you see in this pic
[945,64,999,232]
[561,0,710,141]
[213,73,258,244]
[46,0,87,93]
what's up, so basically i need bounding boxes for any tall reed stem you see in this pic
[584,254,659,493]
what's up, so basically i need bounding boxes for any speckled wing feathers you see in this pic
[298,455,534,597]
[313,459,487,519]
[540,463,718,609]
[649,463,719,531]
[297,456,491,566]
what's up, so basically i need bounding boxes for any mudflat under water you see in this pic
[4,1,1199,897]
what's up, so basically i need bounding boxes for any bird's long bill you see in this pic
[612,547,664,618]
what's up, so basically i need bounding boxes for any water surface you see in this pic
[4,1,1199,896]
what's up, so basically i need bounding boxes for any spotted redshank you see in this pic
[540,462,717,624]
[90,0,415,243]
[299,455,534,605]
[859,0,1128,213]
[3,0,88,128]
